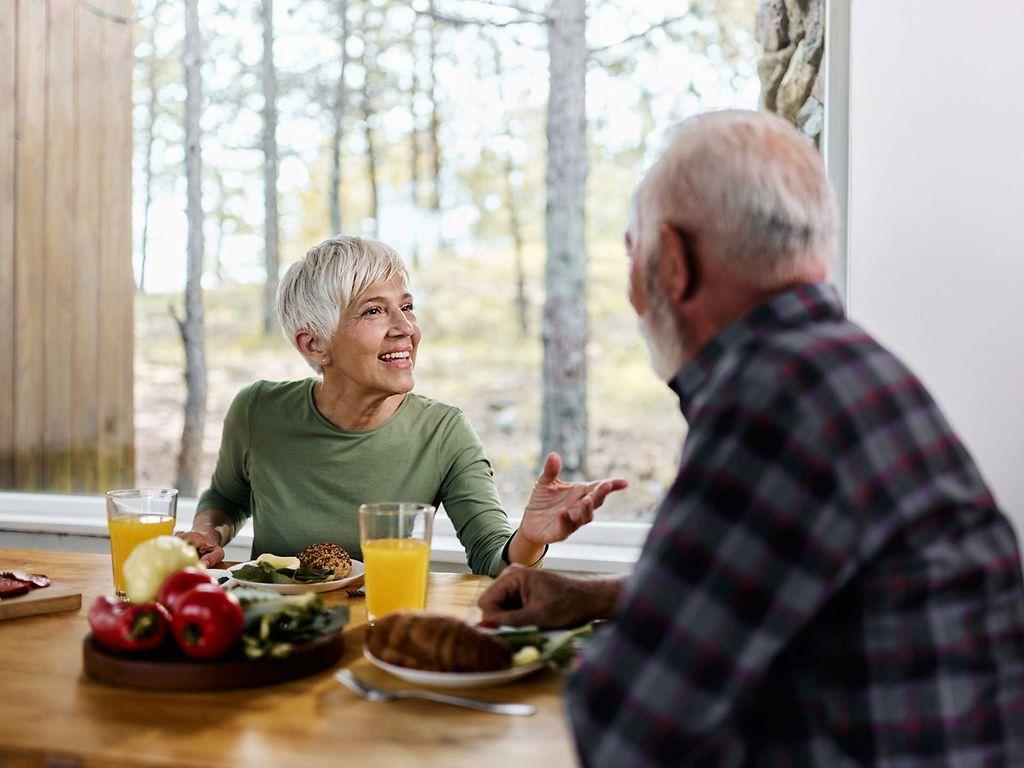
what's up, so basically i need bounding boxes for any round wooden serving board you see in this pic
[82,631,345,690]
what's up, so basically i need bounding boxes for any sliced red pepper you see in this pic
[87,595,170,653]
[0,577,30,598]
[1,571,51,588]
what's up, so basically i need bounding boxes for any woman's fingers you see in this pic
[538,452,563,484]
[199,545,225,567]
[563,497,595,530]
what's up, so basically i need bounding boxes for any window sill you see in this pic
[0,492,642,574]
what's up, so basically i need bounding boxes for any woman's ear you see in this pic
[295,331,324,362]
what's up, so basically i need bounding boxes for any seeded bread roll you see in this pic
[296,541,352,580]
[366,613,512,672]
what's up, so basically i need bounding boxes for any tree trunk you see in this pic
[211,168,225,285]
[329,0,350,235]
[361,62,379,239]
[427,0,442,214]
[408,36,422,267]
[138,44,158,295]
[410,30,421,210]
[176,0,208,497]
[756,0,825,146]
[540,0,588,478]
[505,151,528,335]
[261,0,279,334]
[490,38,528,334]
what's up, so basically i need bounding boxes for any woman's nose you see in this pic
[388,308,414,335]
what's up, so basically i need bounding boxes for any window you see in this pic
[4,0,829,542]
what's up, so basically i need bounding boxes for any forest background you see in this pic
[132,0,776,522]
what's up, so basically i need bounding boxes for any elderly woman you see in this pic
[179,236,626,574]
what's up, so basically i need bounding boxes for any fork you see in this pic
[335,670,536,716]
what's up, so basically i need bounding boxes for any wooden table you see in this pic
[0,549,579,768]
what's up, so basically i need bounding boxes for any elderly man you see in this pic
[479,110,1024,766]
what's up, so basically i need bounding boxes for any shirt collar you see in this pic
[668,282,846,416]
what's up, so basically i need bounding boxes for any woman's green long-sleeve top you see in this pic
[196,379,516,576]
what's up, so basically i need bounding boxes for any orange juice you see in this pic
[362,538,431,620]
[108,514,175,596]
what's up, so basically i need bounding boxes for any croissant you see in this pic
[366,613,512,672]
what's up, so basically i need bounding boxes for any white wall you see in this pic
[846,1,1024,531]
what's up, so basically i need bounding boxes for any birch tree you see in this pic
[261,0,280,334]
[329,0,351,234]
[488,36,529,334]
[175,0,207,496]
[426,0,443,215]
[541,0,588,477]
[137,15,160,294]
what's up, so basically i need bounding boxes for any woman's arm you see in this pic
[437,411,626,575]
[175,385,257,567]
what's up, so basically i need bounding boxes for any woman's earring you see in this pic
[321,358,328,365]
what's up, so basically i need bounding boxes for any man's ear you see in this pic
[657,222,696,307]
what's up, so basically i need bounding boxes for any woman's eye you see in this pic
[362,307,382,316]
[402,304,415,312]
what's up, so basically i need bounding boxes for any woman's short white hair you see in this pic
[276,235,409,371]
[639,109,838,286]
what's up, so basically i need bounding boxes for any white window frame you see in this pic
[824,0,852,298]
[0,492,643,574]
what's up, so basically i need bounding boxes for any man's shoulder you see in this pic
[741,317,911,402]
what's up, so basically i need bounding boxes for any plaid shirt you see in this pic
[566,283,1024,767]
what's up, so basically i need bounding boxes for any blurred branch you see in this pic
[418,7,544,28]
[79,0,140,24]
[465,0,549,22]
[589,15,689,55]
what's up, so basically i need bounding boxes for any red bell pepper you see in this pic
[88,596,170,653]
[157,567,217,613]
[170,584,245,660]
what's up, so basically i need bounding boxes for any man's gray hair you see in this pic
[276,235,409,371]
[639,110,838,285]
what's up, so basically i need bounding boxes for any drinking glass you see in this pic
[106,489,178,599]
[359,503,435,622]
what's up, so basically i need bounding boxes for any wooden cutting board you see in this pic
[0,583,82,621]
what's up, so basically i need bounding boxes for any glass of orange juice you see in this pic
[359,502,435,622]
[106,489,178,599]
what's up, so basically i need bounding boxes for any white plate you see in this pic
[219,560,365,595]
[363,647,545,689]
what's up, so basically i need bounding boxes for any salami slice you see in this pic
[0,570,51,588]
[0,577,31,598]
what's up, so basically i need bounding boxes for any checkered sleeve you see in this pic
[566,383,862,767]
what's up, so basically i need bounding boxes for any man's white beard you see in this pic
[639,289,686,382]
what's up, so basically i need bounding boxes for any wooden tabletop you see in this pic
[0,548,579,768]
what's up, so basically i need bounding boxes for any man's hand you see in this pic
[175,529,225,568]
[478,565,624,629]
[517,453,628,547]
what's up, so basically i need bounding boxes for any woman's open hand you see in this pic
[517,453,628,546]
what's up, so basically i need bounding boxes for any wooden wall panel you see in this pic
[43,0,76,491]
[2,0,134,493]
[97,0,123,490]
[72,0,103,493]
[0,3,16,489]
[13,0,47,490]
[117,0,136,482]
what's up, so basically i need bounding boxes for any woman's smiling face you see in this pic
[324,274,420,397]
